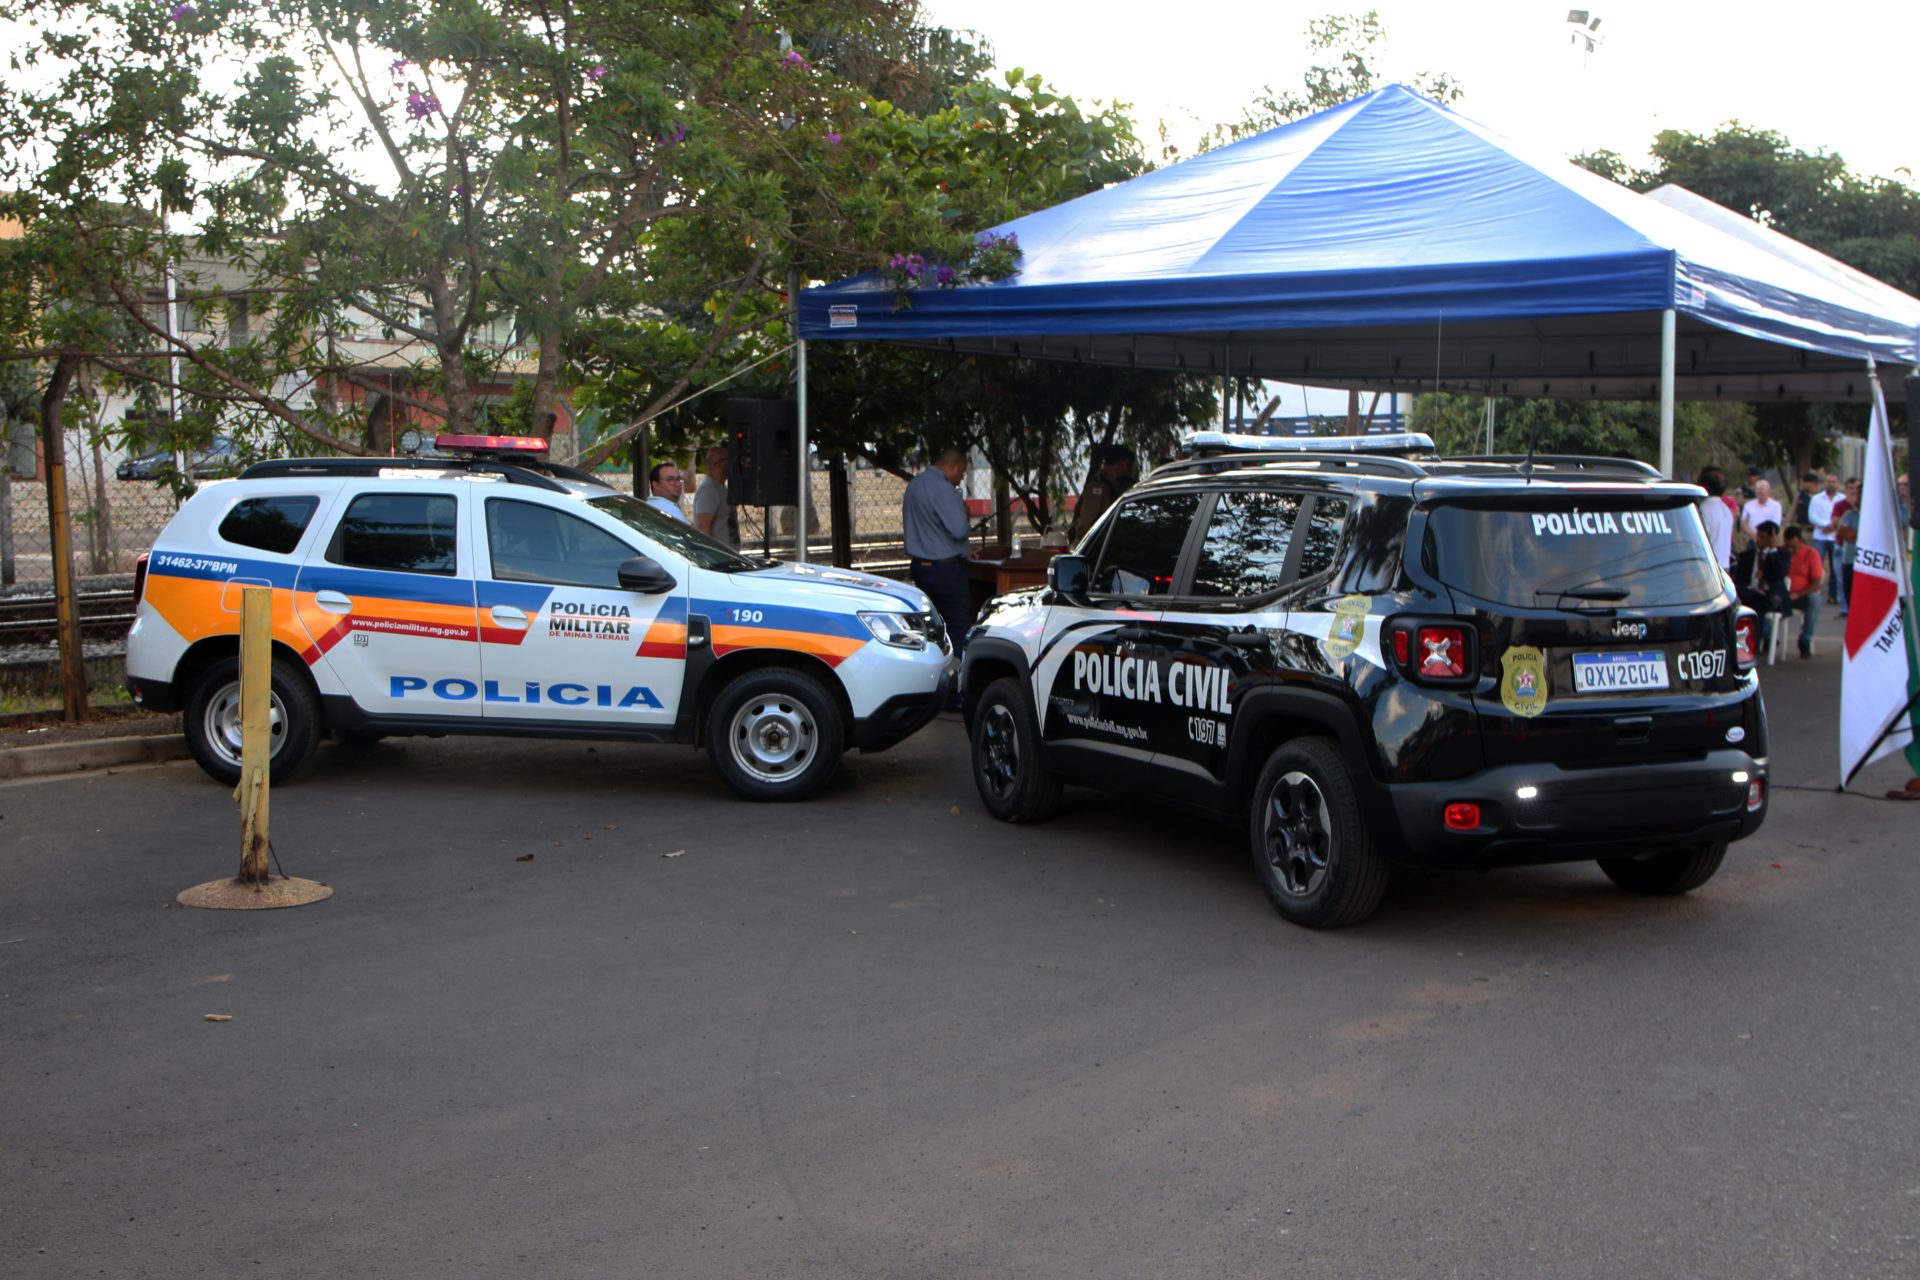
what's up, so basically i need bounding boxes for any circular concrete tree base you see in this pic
[177,876,333,910]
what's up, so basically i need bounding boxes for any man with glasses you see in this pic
[645,461,691,524]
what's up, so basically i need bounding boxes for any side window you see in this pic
[1192,491,1302,598]
[486,499,640,589]
[327,493,458,575]
[1090,493,1201,598]
[219,495,319,555]
[1298,497,1349,580]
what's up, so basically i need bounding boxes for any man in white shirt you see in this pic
[645,461,692,523]
[1740,477,1782,543]
[1807,471,1842,604]
[1696,466,1735,569]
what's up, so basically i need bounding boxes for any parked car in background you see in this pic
[117,436,241,481]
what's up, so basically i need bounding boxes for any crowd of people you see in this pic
[1699,462,1912,659]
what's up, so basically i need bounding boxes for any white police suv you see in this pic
[125,436,951,800]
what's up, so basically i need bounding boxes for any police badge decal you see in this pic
[1322,595,1372,661]
[1500,645,1548,718]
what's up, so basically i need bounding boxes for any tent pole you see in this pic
[1659,308,1676,478]
[1484,390,1495,453]
[1221,346,1232,429]
[795,337,809,563]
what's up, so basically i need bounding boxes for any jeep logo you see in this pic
[1611,619,1649,639]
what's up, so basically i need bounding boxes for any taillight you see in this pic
[1417,625,1469,679]
[1746,779,1765,811]
[1734,612,1757,670]
[132,552,150,606]
[1390,620,1475,684]
[1443,802,1482,830]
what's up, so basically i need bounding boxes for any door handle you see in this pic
[1225,632,1268,650]
[489,605,530,629]
[315,590,353,614]
[1111,625,1150,641]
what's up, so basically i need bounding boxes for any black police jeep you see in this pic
[962,432,1768,928]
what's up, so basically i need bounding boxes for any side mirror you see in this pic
[617,555,678,594]
[1047,554,1089,602]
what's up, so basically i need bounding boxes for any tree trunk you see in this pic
[530,327,563,439]
[40,356,88,721]
[90,434,112,575]
[0,467,14,587]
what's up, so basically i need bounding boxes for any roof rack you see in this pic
[1441,454,1665,480]
[238,455,612,494]
[1153,451,1428,481]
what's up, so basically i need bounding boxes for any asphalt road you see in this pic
[3,643,1916,1279]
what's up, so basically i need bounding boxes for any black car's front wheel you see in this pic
[969,678,1061,823]
[1249,737,1387,928]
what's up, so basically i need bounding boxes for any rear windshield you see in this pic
[1424,501,1725,609]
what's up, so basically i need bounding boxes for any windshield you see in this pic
[1423,501,1726,609]
[589,493,762,572]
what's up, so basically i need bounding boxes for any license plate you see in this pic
[1572,651,1670,693]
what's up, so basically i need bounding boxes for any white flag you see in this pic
[1839,367,1917,782]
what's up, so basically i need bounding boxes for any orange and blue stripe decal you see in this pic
[143,551,308,650]
[476,581,555,646]
[694,598,870,667]
[635,595,689,659]
[292,566,479,663]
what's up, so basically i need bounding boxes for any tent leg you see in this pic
[796,337,809,563]
[1659,308,1676,478]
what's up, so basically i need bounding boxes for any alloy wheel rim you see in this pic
[728,695,817,784]
[204,680,287,768]
[977,703,1020,800]
[1263,770,1333,897]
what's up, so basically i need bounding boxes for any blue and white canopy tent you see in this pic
[789,84,1920,543]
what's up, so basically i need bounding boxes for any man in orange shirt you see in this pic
[1782,524,1825,659]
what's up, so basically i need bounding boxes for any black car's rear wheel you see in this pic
[1249,737,1387,928]
[1598,840,1728,895]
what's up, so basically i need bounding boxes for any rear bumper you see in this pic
[126,675,179,713]
[1386,749,1767,867]
[853,670,951,752]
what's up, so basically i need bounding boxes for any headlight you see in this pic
[858,610,930,650]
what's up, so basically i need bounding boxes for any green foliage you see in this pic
[1412,393,1756,478]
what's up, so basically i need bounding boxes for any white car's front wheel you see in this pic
[707,669,845,801]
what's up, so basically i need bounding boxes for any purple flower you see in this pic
[588,63,608,81]
[168,3,193,20]
[824,131,841,146]
[405,91,440,121]
[780,50,812,72]
[934,265,955,286]
[390,58,409,77]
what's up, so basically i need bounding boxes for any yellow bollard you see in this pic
[176,587,331,910]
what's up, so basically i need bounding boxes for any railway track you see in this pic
[0,592,137,642]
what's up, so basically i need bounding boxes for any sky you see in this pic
[921,0,1915,181]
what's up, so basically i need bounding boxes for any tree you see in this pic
[1200,9,1462,151]
[1411,392,1755,478]
[0,0,952,457]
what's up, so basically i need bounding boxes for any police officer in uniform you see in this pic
[903,446,972,706]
